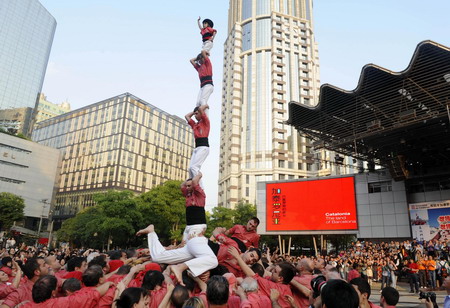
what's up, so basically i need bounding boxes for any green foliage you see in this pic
[206,200,256,235]
[57,190,143,248]
[233,200,257,225]
[0,192,25,230]
[137,181,185,245]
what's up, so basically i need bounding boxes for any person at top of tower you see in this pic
[185,104,210,188]
[190,52,213,112]
[197,17,216,54]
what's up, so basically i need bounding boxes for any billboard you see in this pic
[409,200,450,241]
[266,177,358,231]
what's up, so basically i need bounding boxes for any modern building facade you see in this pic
[218,0,321,207]
[32,93,193,228]
[35,93,71,124]
[0,0,56,135]
[0,132,60,231]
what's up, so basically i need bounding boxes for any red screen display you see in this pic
[266,177,358,231]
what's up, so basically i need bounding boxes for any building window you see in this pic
[368,181,392,193]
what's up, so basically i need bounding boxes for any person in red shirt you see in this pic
[185,104,210,189]
[350,277,381,308]
[225,217,260,249]
[407,258,420,293]
[197,17,216,54]
[63,257,87,281]
[136,175,218,284]
[190,52,213,112]
[1,257,50,308]
[291,258,314,308]
[228,246,296,308]
[235,277,271,308]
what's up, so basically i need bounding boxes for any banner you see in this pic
[409,200,450,241]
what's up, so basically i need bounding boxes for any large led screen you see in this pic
[266,177,358,231]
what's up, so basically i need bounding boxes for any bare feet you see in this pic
[136,224,154,236]
[170,264,188,286]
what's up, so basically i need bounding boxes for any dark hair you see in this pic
[182,270,196,292]
[207,276,229,305]
[82,265,103,287]
[116,287,148,308]
[1,257,12,267]
[171,285,190,308]
[23,257,43,279]
[248,248,262,261]
[32,275,57,303]
[250,217,260,226]
[251,263,265,277]
[88,255,107,269]
[321,279,359,308]
[67,256,85,272]
[62,278,82,294]
[193,107,199,113]
[108,250,122,260]
[279,263,296,284]
[125,249,137,258]
[142,270,164,291]
[350,277,371,298]
[202,18,214,28]
[381,286,399,306]
[209,264,229,276]
[117,265,132,275]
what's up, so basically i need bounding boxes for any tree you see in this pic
[0,192,25,230]
[137,181,186,245]
[206,206,235,234]
[233,200,257,225]
[57,190,143,249]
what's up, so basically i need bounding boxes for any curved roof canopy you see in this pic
[288,40,450,179]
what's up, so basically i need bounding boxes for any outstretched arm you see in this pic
[227,246,255,277]
[197,16,202,30]
[190,58,198,68]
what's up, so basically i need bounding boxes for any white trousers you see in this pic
[202,40,213,53]
[196,84,214,115]
[182,224,207,242]
[188,146,209,189]
[147,231,218,277]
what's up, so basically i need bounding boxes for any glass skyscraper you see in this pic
[33,93,194,229]
[0,0,56,135]
[218,0,321,208]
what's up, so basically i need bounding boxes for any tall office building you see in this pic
[218,0,321,208]
[0,0,56,136]
[33,93,194,228]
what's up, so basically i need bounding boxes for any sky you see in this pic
[38,0,450,210]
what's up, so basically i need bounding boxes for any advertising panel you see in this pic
[265,177,358,231]
[409,200,450,241]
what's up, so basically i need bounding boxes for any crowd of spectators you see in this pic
[1,232,450,307]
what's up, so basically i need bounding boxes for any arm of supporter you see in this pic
[158,283,175,308]
[122,264,145,287]
[197,16,202,30]
[270,289,282,308]
[228,246,255,277]
[235,287,249,308]
[185,111,195,123]
[252,235,260,249]
[201,50,209,60]
[1,288,21,308]
[198,104,209,117]
[290,279,311,297]
[11,261,21,289]
[211,29,217,41]
[163,266,174,286]
[285,294,299,308]
[192,172,202,187]
[96,281,115,296]
[190,57,200,69]
[225,225,236,237]
[104,267,120,280]
[190,273,207,293]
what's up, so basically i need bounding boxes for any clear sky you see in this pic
[39,0,450,210]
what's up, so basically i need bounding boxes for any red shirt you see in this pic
[2,278,34,308]
[181,184,206,207]
[369,301,382,308]
[408,262,419,273]
[215,234,245,277]
[347,269,360,282]
[63,270,83,281]
[254,275,293,308]
[149,286,168,308]
[21,288,101,308]
[291,274,314,308]
[240,292,271,308]
[227,225,260,248]
[194,57,213,87]
[200,27,216,42]
[188,112,210,140]
[0,283,16,300]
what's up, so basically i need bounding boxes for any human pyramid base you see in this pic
[0,17,412,308]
